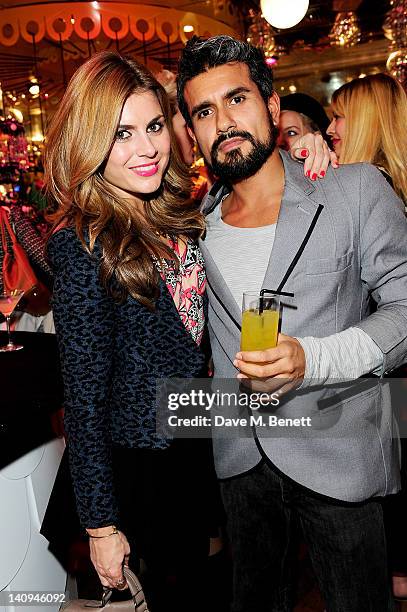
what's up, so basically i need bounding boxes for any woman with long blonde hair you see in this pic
[327,73,407,201]
[44,51,218,611]
[329,72,407,602]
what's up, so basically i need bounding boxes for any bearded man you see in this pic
[176,35,407,612]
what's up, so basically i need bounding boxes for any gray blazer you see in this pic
[200,151,407,502]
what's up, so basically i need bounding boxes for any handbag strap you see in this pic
[0,208,9,255]
[100,567,149,611]
[124,567,149,611]
[0,207,18,253]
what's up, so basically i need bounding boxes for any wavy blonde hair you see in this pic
[331,73,407,200]
[45,51,205,308]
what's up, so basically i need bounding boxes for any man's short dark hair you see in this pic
[177,35,274,127]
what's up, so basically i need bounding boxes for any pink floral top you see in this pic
[152,238,206,346]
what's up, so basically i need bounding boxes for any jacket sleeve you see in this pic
[48,230,119,529]
[10,206,53,281]
[354,164,407,373]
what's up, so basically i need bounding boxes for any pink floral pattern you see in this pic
[152,238,206,346]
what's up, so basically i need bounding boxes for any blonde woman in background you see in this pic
[329,72,407,602]
[327,73,407,202]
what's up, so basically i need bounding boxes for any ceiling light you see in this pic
[260,0,309,29]
[11,108,23,123]
[329,12,361,47]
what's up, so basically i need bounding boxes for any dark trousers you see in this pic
[220,460,394,612]
[112,440,215,612]
[382,438,407,575]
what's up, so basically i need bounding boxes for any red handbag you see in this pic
[0,207,50,315]
[0,207,37,293]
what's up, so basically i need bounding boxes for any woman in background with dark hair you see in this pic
[278,92,331,152]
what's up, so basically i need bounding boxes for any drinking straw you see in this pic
[259,288,294,315]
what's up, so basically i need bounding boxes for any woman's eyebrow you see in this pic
[146,114,164,127]
[117,114,164,129]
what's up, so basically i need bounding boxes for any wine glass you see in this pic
[0,289,25,352]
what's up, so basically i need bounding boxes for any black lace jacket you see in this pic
[48,228,207,528]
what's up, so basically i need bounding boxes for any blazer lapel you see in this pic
[199,238,242,333]
[262,152,323,295]
[199,153,325,333]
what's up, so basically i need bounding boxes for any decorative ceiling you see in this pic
[0,0,402,135]
[240,0,397,105]
[238,0,389,49]
[0,0,239,89]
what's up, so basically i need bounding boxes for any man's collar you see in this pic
[200,181,230,216]
[279,149,317,197]
[200,149,316,217]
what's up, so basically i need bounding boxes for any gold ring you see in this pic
[116,578,126,588]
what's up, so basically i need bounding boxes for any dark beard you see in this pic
[207,117,278,183]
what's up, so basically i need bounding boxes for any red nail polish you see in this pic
[306,170,311,177]
[320,170,325,177]
[311,173,317,181]
[301,149,308,157]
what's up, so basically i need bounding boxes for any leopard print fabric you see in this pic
[48,228,207,528]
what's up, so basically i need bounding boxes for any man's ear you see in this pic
[187,125,197,142]
[268,91,280,127]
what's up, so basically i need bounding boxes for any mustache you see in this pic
[211,130,255,158]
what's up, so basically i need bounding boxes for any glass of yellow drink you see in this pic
[241,292,280,352]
